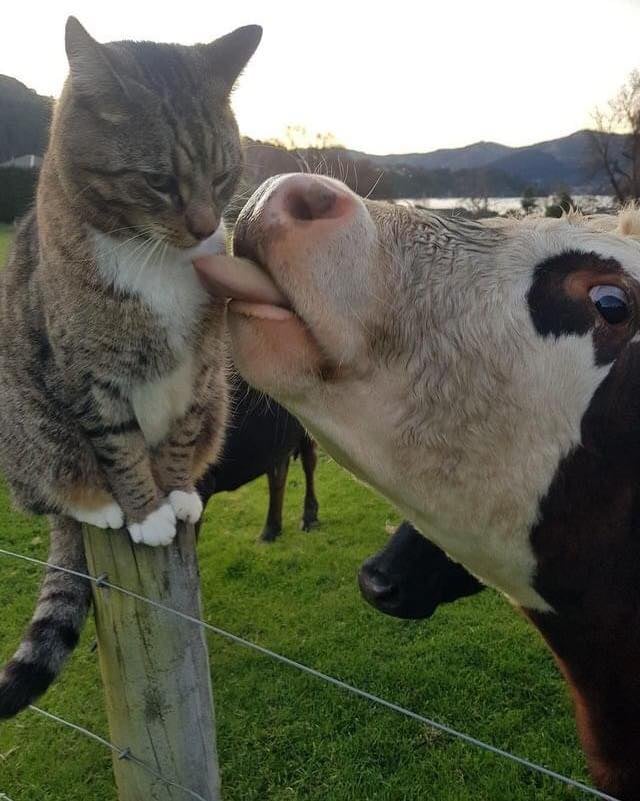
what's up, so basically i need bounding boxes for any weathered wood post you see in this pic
[82,522,220,801]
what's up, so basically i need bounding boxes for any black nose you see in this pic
[358,563,398,606]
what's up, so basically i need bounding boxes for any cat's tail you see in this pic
[0,516,91,718]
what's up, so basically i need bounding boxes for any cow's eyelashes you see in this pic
[589,285,630,325]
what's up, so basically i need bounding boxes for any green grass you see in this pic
[0,456,589,801]
[0,226,13,265]
[0,226,589,800]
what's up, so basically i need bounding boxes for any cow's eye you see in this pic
[589,285,630,325]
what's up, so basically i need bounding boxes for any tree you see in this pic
[545,190,576,218]
[0,166,39,222]
[589,70,640,203]
[0,76,52,162]
[521,186,537,214]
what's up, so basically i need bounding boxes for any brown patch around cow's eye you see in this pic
[527,250,638,365]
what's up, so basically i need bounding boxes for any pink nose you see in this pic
[233,174,358,265]
[186,206,218,241]
[266,174,355,223]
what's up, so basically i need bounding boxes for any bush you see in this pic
[521,186,538,214]
[544,191,576,218]
[0,167,38,223]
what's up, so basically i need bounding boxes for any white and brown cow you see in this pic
[196,176,640,799]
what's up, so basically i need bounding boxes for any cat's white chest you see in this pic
[92,226,225,352]
[131,356,195,447]
[92,227,226,445]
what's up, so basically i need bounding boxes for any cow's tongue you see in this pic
[193,255,290,307]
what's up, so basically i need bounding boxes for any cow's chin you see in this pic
[227,306,327,400]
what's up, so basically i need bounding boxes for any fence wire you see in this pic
[27,705,209,801]
[0,546,623,801]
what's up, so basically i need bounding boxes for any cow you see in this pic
[358,521,483,619]
[197,372,319,541]
[196,175,640,799]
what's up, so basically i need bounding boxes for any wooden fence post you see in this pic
[82,522,220,801]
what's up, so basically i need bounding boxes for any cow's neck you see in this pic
[526,439,640,800]
[527,609,640,799]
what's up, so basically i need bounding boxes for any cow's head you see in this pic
[359,521,483,619]
[196,178,640,798]
[196,176,640,615]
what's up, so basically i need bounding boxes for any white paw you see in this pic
[169,490,203,524]
[128,503,177,546]
[69,501,124,530]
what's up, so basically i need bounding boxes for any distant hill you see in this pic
[0,74,623,198]
[0,76,52,164]
[244,130,621,199]
[372,141,513,172]
[333,129,626,195]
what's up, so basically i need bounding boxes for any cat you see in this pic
[0,17,261,717]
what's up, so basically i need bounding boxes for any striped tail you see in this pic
[0,516,91,718]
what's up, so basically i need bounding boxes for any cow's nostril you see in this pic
[358,566,398,603]
[286,193,313,221]
[285,184,337,222]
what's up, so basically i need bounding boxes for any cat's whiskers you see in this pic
[103,234,159,296]
[128,238,157,291]
[230,186,258,204]
[133,234,166,290]
[106,228,154,259]
[159,241,169,268]
[105,224,147,237]
[68,179,101,204]
[109,231,156,274]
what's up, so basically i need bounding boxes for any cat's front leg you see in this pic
[152,405,205,525]
[152,363,227,526]
[78,388,177,546]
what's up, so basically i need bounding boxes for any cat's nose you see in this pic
[186,206,219,241]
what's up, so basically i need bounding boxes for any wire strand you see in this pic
[0,546,622,801]
[27,706,210,801]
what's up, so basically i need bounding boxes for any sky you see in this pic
[3,0,640,155]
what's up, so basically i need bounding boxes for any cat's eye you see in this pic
[589,285,630,325]
[212,170,231,188]
[144,172,179,196]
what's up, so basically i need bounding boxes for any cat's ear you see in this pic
[206,25,262,91]
[65,17,128,101]
[65,17,153,120]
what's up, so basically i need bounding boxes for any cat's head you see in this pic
[51,17,261,249]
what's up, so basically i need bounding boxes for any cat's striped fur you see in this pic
[0,18,261,716]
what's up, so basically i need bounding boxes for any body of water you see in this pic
[400,195,615,215]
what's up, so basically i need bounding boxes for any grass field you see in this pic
[0,226,13,265]
[0,225,590,800]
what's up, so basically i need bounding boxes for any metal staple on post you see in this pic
[28,705,209,801]
[0,546,623,801]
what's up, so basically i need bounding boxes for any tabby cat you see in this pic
[0,17,261,717]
